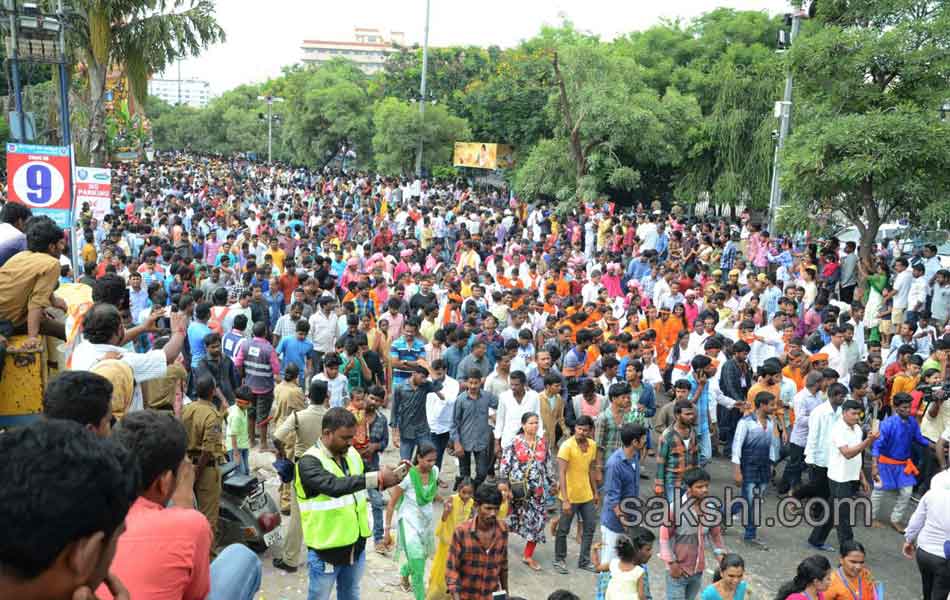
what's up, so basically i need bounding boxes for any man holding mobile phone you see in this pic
[295,407,408,600]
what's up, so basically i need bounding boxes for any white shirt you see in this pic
[308,309,337,353]
[71,342,168,413]
[637,223,658,251]
[904,470,950,558]
[820,342,850,386]
[494,389,544,448]
[749,324,783,369]
[909,274,929,311]
[892,269,913,309]
[313,372,349,408]
[805,401,842,468]
[827,419,863,483]
[582,281,601,305]
[427,376,459,434]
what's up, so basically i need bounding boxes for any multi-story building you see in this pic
[301,27,406,74]
[148,78,212,108]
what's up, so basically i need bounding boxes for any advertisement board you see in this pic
[453,142,515,170]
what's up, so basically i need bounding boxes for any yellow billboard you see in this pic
[453,142,514,170]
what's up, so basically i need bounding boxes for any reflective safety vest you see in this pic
[295,444,371,550]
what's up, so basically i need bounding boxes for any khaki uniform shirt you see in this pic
[182,399,226,458]
[273,381,307,430]
[274,404,325,459]
[141,363,188,410]
[0,251,60,324]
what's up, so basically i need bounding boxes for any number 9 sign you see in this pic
[12,161,64,207]
[6,143,72,227]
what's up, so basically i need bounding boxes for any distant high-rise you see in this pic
[301,27,406,74]
[148,78,212,108]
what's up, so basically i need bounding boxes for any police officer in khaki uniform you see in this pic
[270,379,328,572]
[182,371,226,542]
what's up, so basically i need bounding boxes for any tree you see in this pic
[280,60,373,168]
[778,0,950,266]
[616,10,784,209]
[371,97,471,176]
[459,40,553,150]
[515,27,701,207]
[67,0,224,164]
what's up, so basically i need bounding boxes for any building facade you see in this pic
[148,78,212,108]
[301,27,406,74]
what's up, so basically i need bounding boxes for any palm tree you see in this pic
[67,0,224,164]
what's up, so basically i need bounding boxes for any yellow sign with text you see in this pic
[453,142,514,170]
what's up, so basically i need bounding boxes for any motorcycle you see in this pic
[217,460,282,553]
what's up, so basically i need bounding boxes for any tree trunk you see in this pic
[551,52,587,182]
[84,59,108,166]
[856,177,880,294]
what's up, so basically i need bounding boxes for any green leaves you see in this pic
[779,0,950,257]
[371,97,471,176]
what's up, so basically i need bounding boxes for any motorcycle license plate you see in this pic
[263,528,282,547]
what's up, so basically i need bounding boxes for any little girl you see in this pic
[593,527,654,600]
[426,479,474,600]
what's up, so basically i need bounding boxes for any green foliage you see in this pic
[371,97,471,176]
[779,0,950,258]
[66,0,225,163]
[281,60,373,167]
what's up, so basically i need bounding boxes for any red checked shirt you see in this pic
[445,516,509,600]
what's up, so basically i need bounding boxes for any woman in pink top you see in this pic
[775,555,833,600]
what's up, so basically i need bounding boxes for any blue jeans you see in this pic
[740,480,768,540]
[399,433,433,461]
[368,487,386,543]
[233,448,249,476]
[307,548,365,600]
[698,429,712,465]
[208,544,262,600]
[666,571,703,600]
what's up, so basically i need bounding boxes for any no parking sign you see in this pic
[6,143,72,227]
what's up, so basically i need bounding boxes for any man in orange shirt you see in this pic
[745,361,786,441]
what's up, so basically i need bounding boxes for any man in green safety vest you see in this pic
[296,406,408,600]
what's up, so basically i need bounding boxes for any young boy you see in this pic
[275,320,313,388]
[227,386,253,475]
[312,353,349,408]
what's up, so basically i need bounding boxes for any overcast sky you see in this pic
[166,0,791,95]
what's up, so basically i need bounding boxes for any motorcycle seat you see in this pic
[222,473,258,495]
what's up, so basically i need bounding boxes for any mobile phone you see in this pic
[492,591,507,600]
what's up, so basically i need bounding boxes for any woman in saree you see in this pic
[385,443,439,599]
[498,412,554,571]
[864,258,889,344]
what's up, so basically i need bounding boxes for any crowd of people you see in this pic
[1,151,949,600]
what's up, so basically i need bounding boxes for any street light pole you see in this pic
[257,95,284,164]
[414,0,430,178]
[6,1,26,142]
[767,10,801,233]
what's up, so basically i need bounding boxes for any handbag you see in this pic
[506,445,535,502]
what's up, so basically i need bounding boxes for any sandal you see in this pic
[522,557,542,571]
[400,579,412,593]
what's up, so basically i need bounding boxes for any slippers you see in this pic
[522,557,542,571]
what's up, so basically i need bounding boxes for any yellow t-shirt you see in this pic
[557,436,596,504]
[265,248,287,273]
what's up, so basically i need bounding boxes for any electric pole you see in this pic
[414,0,430,178]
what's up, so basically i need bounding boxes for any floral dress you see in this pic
[499,434,554,543]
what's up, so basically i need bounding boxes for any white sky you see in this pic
[167,0,791,96]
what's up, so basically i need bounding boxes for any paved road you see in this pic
[246,442,920,600]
